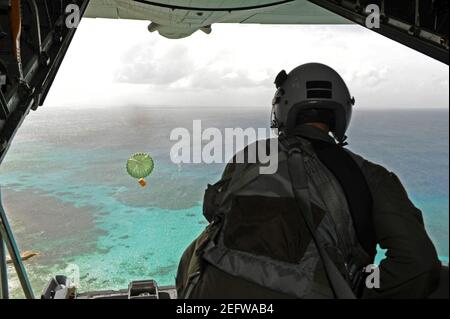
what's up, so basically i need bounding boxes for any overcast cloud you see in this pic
[44,18,449,109]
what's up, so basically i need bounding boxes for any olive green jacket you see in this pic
[177,127,441,299]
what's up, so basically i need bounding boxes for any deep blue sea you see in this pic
[0,106,448,297]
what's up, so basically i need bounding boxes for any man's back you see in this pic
[176,125,441,299]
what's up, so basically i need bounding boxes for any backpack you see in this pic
[178,135,376,299]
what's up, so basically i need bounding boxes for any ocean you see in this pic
[0,106,448,298]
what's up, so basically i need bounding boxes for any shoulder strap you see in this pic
[308,139,377,260]
[341,149,377,259]
[281,137,357,299]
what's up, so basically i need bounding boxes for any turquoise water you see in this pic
[0,107,448,297]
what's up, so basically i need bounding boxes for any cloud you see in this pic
[348,67,389,88]
[44,19,449,109]
[115,42,194,85]
[114,39,272,90]
[187,68,271,90]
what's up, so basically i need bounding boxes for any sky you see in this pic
[44,18,449,109]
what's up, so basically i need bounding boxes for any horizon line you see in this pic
[42,104,450,111]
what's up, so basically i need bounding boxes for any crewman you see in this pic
[176,63,442,299]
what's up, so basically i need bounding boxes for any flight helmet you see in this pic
[271,63,355,144]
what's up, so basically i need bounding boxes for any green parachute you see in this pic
[126,152,154,187]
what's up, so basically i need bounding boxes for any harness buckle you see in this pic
[288,147,303,156]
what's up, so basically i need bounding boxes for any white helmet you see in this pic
[271,63,355,144]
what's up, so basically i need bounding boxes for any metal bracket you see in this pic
[0,232,7,298]
[0,187,35,299]
[27,0,43,54]
[307,0,449,65]
[128,280,160,299]
[0,89,8,120]
[0,0,91,165]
